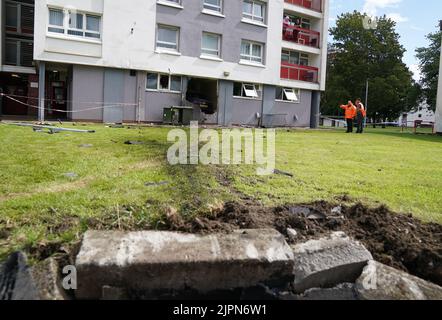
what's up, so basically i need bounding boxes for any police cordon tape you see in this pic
[0,92,137,114]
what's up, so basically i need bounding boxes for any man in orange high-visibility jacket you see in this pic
[355,98,367,134]
[340,101,356,133]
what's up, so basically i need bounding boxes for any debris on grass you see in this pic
[273,169,294,177]
[124,140,145,145]
[63,173,78,179]
[145,181,169,187]
[78,144,93,148]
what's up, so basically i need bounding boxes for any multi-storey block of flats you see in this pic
[0,0,329,127]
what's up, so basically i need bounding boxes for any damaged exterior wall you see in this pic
[30,0,329,126]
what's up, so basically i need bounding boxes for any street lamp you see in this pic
[435,20,442,133]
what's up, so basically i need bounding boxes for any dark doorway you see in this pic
[186,78,218,115]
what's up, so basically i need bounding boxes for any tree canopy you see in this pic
[416,29,441,111]
[322,11,418,120]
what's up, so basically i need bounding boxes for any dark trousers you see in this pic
[356,118,364,133]
[346,119,354,133]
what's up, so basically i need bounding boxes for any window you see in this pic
[164,0,181,4]
[6,2,18,29]
[147,73,158,90]
[202,32,221,57]
[233,82,262,99]
[86,15,101,38]
[5,2,34,34]
[157,25,179,51]
[281,50,309,66]
[276,87,301,102]
[5,39,18,65]
[47,8,101,40]
[48,9,64,34]
[4,38,33,67]
[241,40,264,64]
[204,0,222,13]
[170,76,182,92]
[146,73,182,92]
[68,13,84,36]
[243,0,266,23]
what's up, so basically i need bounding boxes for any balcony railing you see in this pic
[283,25,320,48]
[281,62,319,83]
[285,0,322,12]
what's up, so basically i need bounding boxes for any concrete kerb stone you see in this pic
[75,229,295,300]
[355,261,442,300]
[292,232,373,293]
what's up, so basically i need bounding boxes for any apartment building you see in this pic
[1,0,329,127]
[0,0,36,118]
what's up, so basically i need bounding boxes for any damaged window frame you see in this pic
[233,82,262,100]
[146,73,182,93]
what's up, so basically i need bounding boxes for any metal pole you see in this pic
[365,79,369,112]
[38,62,46,123]
[435,21,442,133]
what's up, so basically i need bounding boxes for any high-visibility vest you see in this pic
[340,104,356,119]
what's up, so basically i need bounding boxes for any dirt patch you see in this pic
[163,200,442,286]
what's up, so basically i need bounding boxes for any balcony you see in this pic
[285,0,322,12]
[281,62,318,83]
[283,25,320,48]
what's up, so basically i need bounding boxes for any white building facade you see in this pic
[1,0,329,126]
[398,103,435,127]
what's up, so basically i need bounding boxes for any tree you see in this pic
[322,11,417,121]
[416,29,441,111]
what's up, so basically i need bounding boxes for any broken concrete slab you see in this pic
[292,232,373,293]
[355,261,442,300]
[0,252,39,300]
[0,252,67,300]
[296,283,358,300]
[31,258,70,300]
[75,229,294,300]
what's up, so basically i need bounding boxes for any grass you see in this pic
[0,122,441,260]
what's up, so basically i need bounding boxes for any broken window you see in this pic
[159,74,170,90]
[146,73,182,92]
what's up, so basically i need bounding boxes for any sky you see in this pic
[328,0,442,81]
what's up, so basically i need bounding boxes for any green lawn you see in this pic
[0,122,441,259]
